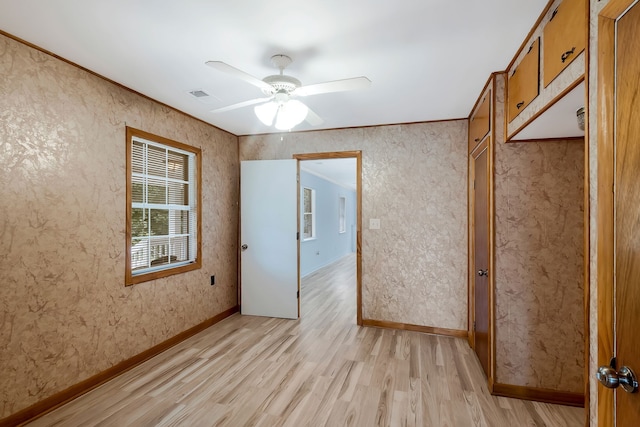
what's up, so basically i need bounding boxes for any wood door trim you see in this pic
[489,77,497,394]
[0,306,239,427]
[468,77,496,393]
[362,319,468,338]
[596,1,637,425]
[296,160,301,318]
[293,151,363,325]
[582,0,591,422]
[492,383,585,407]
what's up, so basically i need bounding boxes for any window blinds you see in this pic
[130,137,197,275]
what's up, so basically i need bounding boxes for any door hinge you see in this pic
[297,231,300,240]
[473,180,476,189]
[297,290,300,299]
[473,321,476,331]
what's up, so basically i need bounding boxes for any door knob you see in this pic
[597,365,638,393]
[477,269,488,277]
[241,244,248,251]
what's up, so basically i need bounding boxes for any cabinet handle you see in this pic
[517,101,525,109]
[561,47,576,63]
[474,138,480,142]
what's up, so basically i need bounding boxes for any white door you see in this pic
[240,159,298,319]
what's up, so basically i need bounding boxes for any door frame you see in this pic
[596,0,637,424]
[469,136,495,389]
[293,151,363,325]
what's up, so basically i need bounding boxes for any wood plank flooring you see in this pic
[27,254,584,426]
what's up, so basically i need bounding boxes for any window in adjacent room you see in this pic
[302,187,316,240]
[126,127,201,285]
[339,196,346,233]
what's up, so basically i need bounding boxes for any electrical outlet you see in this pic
[210,275,215,286]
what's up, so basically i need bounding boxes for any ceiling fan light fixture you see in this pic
[274,100,308,130]
[254,101,279,126]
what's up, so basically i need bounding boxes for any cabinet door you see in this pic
[543,0,586,87]
[469,92,491,152]
[508,38,540,123]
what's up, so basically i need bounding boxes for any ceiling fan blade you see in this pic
[305,106,324,126]
[294,76,371,97]
[205,61,273,92]
[210,97,272,114]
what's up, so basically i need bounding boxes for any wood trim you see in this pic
[240,118,468,138]
[0,306,239,427]
[124,127,203,286]
[492,383,585,407]
[293,151,363,325]
[506,76,585,142]
[362,319,468,339]
[470,138,489,158]
[296,161,301,318]
[503,69,509,148]
[507,136,585,144]
[595,0,637,424]
[582,0,591,424]
[489,76,498,394]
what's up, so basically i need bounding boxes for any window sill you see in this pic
[302,237,317,242]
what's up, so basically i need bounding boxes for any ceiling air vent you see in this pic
[189,89,210,98]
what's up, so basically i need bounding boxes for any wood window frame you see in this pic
[125,127,202,286]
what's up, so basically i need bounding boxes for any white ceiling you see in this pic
[0,0,549,136]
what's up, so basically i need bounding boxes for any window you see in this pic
[126,127,201,285]
[339,197,346,233]
[302,187,316,240]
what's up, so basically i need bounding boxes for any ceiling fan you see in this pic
[206,54,371,130]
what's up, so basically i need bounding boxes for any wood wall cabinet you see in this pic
[543,0,586,87]
[469,91,491,152]
[507,38,540,123]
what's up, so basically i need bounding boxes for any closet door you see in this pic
[472,142,490,378]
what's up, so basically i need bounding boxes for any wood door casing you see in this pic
[597,0,640,425]
[473,145,490,378]
[615,3,640,424]
[293,151,363,326]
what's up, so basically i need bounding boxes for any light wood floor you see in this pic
[28,254,584,426]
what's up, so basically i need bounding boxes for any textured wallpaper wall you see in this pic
[0,34,239,417]
[494,74,585,393]
[239,121,469,331]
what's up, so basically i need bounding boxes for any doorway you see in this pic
[294,151,363,325]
